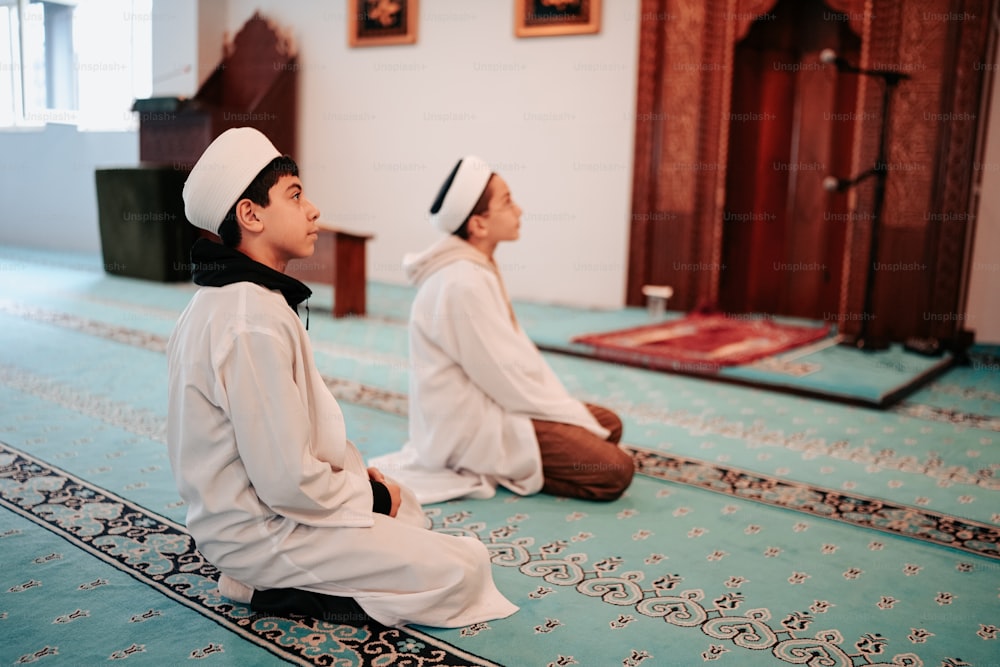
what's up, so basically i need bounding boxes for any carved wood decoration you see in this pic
[219,13,297,113]
[924,0,992,342]
[628,0,995,346]
[136,12,298,167]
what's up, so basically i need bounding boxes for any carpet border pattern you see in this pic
[0,441,500,667]
[627,446,1000,560]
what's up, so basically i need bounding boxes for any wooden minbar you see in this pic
[133,12,297,167]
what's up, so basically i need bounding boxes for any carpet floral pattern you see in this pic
[0,247,997,666]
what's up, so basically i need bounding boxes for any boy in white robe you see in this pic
[370,156,634,503]
[166,129,517,628]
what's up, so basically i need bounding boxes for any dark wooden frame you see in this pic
[514,0,601,37]
[348,0,418,47]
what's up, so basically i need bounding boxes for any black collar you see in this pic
[190,238,312,314]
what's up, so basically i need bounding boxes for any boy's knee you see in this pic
[605,414,623,444]
[591,448,635,501]
[587,404,624,444]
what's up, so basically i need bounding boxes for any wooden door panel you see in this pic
[720,0,858,320]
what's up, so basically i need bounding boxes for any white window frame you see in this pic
[0,0,27,126]
[1,0,152,131]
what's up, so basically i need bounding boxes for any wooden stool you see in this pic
[286,226,374,318]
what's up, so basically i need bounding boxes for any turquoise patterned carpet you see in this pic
[0,245,997,666]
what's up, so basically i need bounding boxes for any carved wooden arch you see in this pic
[627,0,993,345]
[824,0,867,36]
[220,12,298,112]
[729,0,867,39]
[732,0,781,41]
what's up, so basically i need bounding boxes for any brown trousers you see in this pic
[532,404,634,501]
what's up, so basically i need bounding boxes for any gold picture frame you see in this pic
[348,0,418,47]
[515,0,601,38]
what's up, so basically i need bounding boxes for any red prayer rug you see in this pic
[571,313,832,371]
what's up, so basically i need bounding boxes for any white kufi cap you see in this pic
[183,127,282,235]
[428,155,493,234]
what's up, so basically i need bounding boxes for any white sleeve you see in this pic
[223,328,373,527]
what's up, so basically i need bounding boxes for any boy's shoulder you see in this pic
[185,282,299,329]
[191,280,284,303]
[421,258,496,293]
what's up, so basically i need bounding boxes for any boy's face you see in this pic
[253,174,321,264]
[479,176,522,244]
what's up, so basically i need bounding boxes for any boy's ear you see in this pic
[234,198,263,233]
[466,213,488,238]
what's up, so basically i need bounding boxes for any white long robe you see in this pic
[369,236,607,503]
[166,281,517,627]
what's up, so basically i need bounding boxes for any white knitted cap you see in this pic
[183,127,282,235]
[428,155,493,234]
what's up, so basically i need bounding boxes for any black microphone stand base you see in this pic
[838,333,890,352]
[903,336,944,357]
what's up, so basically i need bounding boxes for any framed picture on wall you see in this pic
[348,0,418,47]
[515,0,601,38]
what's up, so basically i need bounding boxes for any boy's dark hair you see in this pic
[453,175,495,241]
[218,155,299,247]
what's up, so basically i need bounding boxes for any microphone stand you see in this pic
[825,58,908,351]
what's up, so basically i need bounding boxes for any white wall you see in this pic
[0,124,137,253]
[209,0,640,308]
[150,0,198,97]
[197,0,228,90]
[966,69,1000,344]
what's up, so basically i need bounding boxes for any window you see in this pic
[0,0,152,130]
